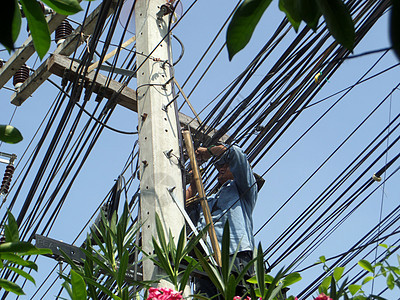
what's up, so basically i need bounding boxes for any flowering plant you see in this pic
[146,287,183,300]
[314,293,333,300]
[58,209,400,300]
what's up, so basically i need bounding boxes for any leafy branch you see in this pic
[226,0,400,61]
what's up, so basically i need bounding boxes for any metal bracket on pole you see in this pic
[35,235,143,282]
[35,234,85,263]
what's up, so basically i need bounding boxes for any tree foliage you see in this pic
[0,125,23,144]
[0,211,51,295]
[59,213,400,300]
[0,0,82,59]
[226,0,400,61]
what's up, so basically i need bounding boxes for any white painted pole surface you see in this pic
[135,0,186,284]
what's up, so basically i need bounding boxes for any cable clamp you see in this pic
[156,3,173,20]
[372,174,381,182]
[163,149,173,159]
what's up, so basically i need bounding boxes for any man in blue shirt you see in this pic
[186,144,259,298]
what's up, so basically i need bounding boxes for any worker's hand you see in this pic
[195,147,211,161]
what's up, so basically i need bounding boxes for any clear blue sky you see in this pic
[0,0,399,299]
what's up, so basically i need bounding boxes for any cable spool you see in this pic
[55,20,73,46]
[0,165,15,196]
[13,64,30,88]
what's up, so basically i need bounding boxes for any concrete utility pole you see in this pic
[135,0,186,284]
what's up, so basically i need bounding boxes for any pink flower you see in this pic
[147,287,183,300]
[315,293,333,300]
[233,297,251,300]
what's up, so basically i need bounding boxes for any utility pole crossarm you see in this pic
[10,0,118,106]
[0,13,67,89]
[46,54,138,110]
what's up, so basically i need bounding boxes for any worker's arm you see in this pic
[185,145,225,200]
[195,144,227,161]
[217,145,257,196]
[186,144,228,199]
[185,181,197,200]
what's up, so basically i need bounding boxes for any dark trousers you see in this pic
[194,251,254,299]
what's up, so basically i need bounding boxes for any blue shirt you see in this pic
[194,145,258,255]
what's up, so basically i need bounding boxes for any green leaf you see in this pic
[194,247,224,293]
[62,281,74,299]
[298,0,321,31]
[263,268,285,300]
[71,269,87,299]
[79,248,113,276]
[0,125,23,144]
[247,273,274,284]
[5,211,19,242]
[11,0,21,45]
[226,274,237,300]
[234,257,257,295]
[183,225,209,257]
[386,272,394,290]
[380,265,387,277]
[226,0,273,60]
[175,226,186,268]
[117,251,129,288]
[41,0,83,15]
[0,253,38,271]
[19,0,51,59]
[358,260,374,273]
[155,214,168,253]
[267,283,285,300]
[282,272,301,287]
[348,284,361,295]
[7,266,35,284]
[255,243,265,298]
[316,0,355,51]
[0,278,24,295]
[221,221,231,283]
[319,276,331,295]
[390,0,400,61]
[279,0,302,32]
[0,0,19,50]
[151,237,174,282]
[333,266,345,281]
[337,277,348,299]
[0,241,51,255]
[319,256,326,263]
[362,276,374,285]
[59,249,82,273]
[329,275,336,299]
